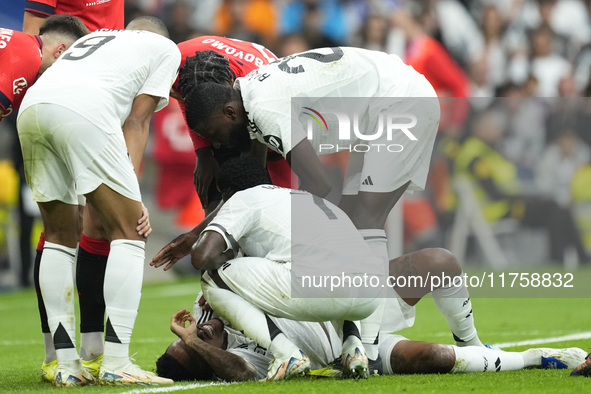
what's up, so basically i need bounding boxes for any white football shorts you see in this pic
[17,103,141,205]
[202,256,380,323]
[342,75,440,195]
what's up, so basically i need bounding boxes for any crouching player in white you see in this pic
[17,17,180,386]
[183,46,441,368]
[183,157,387,380]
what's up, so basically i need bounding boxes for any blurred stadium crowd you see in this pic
[2,0,591,289]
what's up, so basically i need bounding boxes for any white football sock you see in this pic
[451,346,524,373]
[43,333,57,364]
[433,277,484,347]
[359,229,388,360]
[203,284,300,359]
[39,242,81,368]
[80,332,104,361]
[101,240,145,370]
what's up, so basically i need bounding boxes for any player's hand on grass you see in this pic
[170,309,197,342]
[151,231,199,270]
[137,203,151,238]
[194,147,219,209]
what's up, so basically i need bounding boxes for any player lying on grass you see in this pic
[156,291,587,382]
[152,157,483,379]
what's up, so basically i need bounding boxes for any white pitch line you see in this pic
[492,331,591,348]
[120,381,235,394]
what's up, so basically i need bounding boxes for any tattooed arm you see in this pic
[170,309,257,382]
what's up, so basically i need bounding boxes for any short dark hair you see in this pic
[184,82,235,131]
[39,14,89,41]
[156,353,215,381]
[178,50,235,99]
[216,157,272,194]
[126,16,170,38]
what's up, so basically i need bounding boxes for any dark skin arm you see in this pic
[194,146,219,209]
[151,200,224,270]
[170,309,257,382]
[123,94,160,176]
[191,231,232,271]
[287,139,332,197]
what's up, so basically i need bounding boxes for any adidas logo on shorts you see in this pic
[362,176,374,186]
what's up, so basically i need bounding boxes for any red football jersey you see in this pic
[175,36,278,151]
[24,0,124,31]
[0,29,42,120]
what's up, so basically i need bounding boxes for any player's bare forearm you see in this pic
[183,332,257,381]
[124,94,160,175]
[191,231,229,271]
[22,11,47,34]
[288,141,332,197]
[123,119,149,177]
[151,201,225,269]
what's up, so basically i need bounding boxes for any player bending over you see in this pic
[17,16,180,387]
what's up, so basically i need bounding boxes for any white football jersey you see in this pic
[20,30,180,134]
[235,46,428,157]
[203,185,383,277]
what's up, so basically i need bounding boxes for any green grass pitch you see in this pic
[1,274,590,394]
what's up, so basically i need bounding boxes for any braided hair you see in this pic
[178,50,235,99]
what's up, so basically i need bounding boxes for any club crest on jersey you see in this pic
[13,77,27,95]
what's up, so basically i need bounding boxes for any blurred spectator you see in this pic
[280,0,347,46]
[165,1,197,43]
[536,129,591,206]
[455,110,588,263]
[530,25,572,96]
[481,5,508,89]
[430,0,485,68]
[470,56,496,110]
[354,14,390,51]
[495,86,546,179]
[277,33,311,57]
[214,0,276,46]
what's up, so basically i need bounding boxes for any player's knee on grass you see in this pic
[390,341,455,374]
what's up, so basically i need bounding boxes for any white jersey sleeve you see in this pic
[137,44,179,111]
[203,193,255,255]
[204,185,292,262]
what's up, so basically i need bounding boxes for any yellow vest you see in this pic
[454,137,519,222]
[571,165,591,251]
